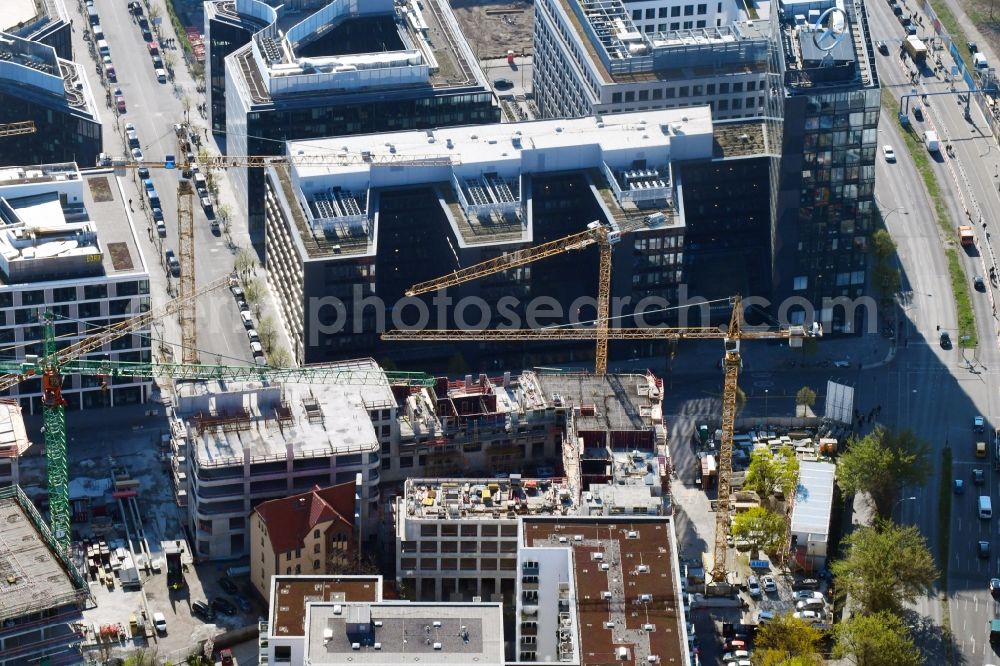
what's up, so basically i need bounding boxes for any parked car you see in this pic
[165,249,180,276]
[747,575,761,598]
[131,147,144,162]
[975,275,986,291]
[761,575,777,593]
[990,578,1000,595]
[137,166,150,179]
[755,610,775,624]
[231,284,245,299]
[219,577,239,595]
[156,68,167,83]
[792,578,820,590]
[142,28,153,41]
[882,145,896,162]
[975,415,986,432]
[969,40,979,53]
[793,610,824,624]
[954,479,965,494]
[192,600,215,621]
[793,590,824,601]
[494,77,514,89]
[152,207,163,222]
[219,649,234,666]
[724,638,748,651]
[152,54,163,69]
[722,650,750,662]
[250,341,264,357]
[979,540,991,559]
[974,469,986,485]
[240,310,254,328]
[156,220,166,237]
[152,612,167,634]
[247,328,260,343]
[796,598,826,612]
[940,332,952,349]
[212,597,237,616]
[147,41,159,55]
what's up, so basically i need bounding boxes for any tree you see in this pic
[873,263,901,300]
[836,426,930,519]
[830,520,938,615]
[243,278,262,308]
[148,3,161,22]
[745,446,799,499]
[181,94,191,123]
[730,507,786,558]
[870,228,897,263]
[268,346,291,367]
[162,51,175,74]
[234,248,257,283]
[833,611,921,666]
[754,613,823,666]
[257,315,277,352]
[796,386,816,416]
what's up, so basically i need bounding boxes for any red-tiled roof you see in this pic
[254,482,356,554]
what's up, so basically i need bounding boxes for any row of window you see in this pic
[399,557,519,571]
[0,280,148,308]
[630,3,714,20]
[611,79,763,104]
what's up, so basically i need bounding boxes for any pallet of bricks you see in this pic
[85,539,115,588]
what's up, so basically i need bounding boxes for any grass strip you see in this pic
[925,0,974,74]
[881,88,978,347]
[938,446,953,663]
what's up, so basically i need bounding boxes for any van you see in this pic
[97,40,110,56]
[93,25,104,41]
[923,130,940,152]
[975,52,989,70]
[88,6,99,24]
[980,495,993,519]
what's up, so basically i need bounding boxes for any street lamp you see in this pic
[892,495,917,521]
[764,389,769,426]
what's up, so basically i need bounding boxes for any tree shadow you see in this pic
[901,607,966,665]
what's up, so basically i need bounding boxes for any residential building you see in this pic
[518,516,689,665]
[224,0,498,242]
[789,460,836,571]
[0,400,30,488]
[395,476,577,602]
[0,32,102,169]
[772,0,881,331]
[531,0,776,121]
[267,109,702,366]
[259,575,504,666]
[205,0,277,135]
[0,162,152,412]
[173,360,391,560]
[1,0,72,60]
[0,484,90,666]
[250,481,361,599]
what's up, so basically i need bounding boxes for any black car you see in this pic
[219,577,239,595]
[142,28,153,42]
[969,41,979,53]
[940,331,952,349]
[876,40,889,55]
[137,166,150,179]
[792,577,820,590]
[975,275,986,291]
[974,469,986,485]
[152,207,163,222]
[192,600,215,621]
[979,540,991,559]
[494,77,514,89]
[212,597,237,616]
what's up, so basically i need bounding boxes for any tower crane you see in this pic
[0,121,36,137]
[386,282,816,585]
[2,274,434,551]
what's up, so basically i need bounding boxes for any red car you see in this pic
[105,64,116,81]
[147,41,159,55]
[219,648,233,665]
[724,638,748,651]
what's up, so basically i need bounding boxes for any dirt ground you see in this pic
[450,0,535,60]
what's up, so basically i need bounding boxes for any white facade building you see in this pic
[0,163,151,412]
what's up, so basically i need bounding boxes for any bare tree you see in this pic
[234,248,257,283]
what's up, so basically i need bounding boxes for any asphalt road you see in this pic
[71,0,255,367]
[867,0,1000,660]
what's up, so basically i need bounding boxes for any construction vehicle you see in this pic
[164,541,185,590]
[903,35,928,63]
[383,218,816,585]
[959,225,974,246]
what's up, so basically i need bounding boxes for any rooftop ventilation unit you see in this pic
[574,535,583,542]
[602,591,612,600]
[351,643,360,650]
[643,624,655,632]
[433,642,443,650]
[600,563,610,571]
[593,553,604,561]
[626,530,639,539]
[374,643,382,650]
[605,621,615,628]
[374,621,383,627]
[333,605,343,615]
[639,593,652,602]
[637,565,650,573]
[433,621,442,628]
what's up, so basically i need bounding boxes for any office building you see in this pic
[173,360,390,560]
[258,575,504,666]
[0,162,152,413]
[205,0,277,135]
[772,0,881,331]
[250,481,361,599]
[0,400,30,488]
[0,32,102,169]
[2,0,72,60]
[0,485,90,666]
[531,0,776,121]
[267,109,705,366]
[518,516,689,665]
[224,0,498,242]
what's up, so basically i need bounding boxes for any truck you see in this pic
[164,541,185,591]
[924,130,940,152]
[903,35,928,63]
[959,225,975,246]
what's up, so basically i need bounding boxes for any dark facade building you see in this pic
[224,0,499,244]
[2,0,72,61]
[205,0,276,136]
[0,33,102,169]
[773,0,880,333]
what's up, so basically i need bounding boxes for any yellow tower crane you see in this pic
[383,225,817,584]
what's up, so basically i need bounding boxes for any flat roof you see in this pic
[0,495,82,621]
[712,120,772,158]
[0,165,147,286]
[530,371,662,432]
[790,461,835,540]
[402,477,576,520]
[522,517,687,666]
[4,0,42,29]
[270,575,382,637]
[177,362,393,467]
[305,602,505,665]
[0,401,30,457]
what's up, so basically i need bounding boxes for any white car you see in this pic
[747,575,761,598]
[131,147,144,162]
[794,610,824,624]
[882,145,896,162]
[796,598,826,611]
[722,651,750,662]
[240,310,254,328]
[124,122,135,132]
[793,590,825,601]
[761,575,777,593]
[725,661,752,666]
[247,328,260,343]
[155,68,167,83]
[250,341,263,356]
[152,611,167,633]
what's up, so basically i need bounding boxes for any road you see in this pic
[71,0,256,366]
[866,0,1000,661]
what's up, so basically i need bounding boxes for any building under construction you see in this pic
[0,484,90,666]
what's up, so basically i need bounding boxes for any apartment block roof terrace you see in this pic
[233,0,485,106]
[520,517,687,666]
[780,0,879,92]
[0,31,97,114]
[269,575,382,637]
[2,0,69,39]
[530,371,663,434]
[283,109,709,258]
[401,476,577,520]
[0,164,146,285]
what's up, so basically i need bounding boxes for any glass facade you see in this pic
[207,18,259,135]
[0,89,102,169]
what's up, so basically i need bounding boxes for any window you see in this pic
[696,19,706,27]
[670,21,679,29]
[692,85,703,96]
[747,81,756,91]
[644,24,654,32]
[286,551,292,561]
[793,276,808,290]
[697,3,707,13]
[665,88,675,99]
[645,8,655,19]
[652,89,663,100]
[632,9,641,20]
[52,286,76,303]
[314,529,320,539]
[733,82,744,93]
[684,5,694,15]
[314,559,320,569]
[659,7,668,17]
[624,91,635,102]
[719,82,730,94]
[657,22,667,31]
[314,543,321,554]
[399,456,413,468]
[638,90,649,101]
[679,86,689,97]
[733,98,743,110]
[707,83,716,95]
[611,92,622,104]
[671,6,680,16]
[274,646,292,663]
[682,20,692,28]
[295,564,301,574]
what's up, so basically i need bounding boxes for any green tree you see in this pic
[257,315,277,352]
[243,278,262,308]
[181,94,191,123]
[836,426,930,519]
[234,248,257,283]
[745,446,799,499]
[873,263,901,300]
[754,613,823,666]
[870,228,897,263]
[148,3,161,22]
[730,506,785,558]
[830,520,938,615]
[833,611,921,666]
[795,386,816,408]
[268,346,291,367]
